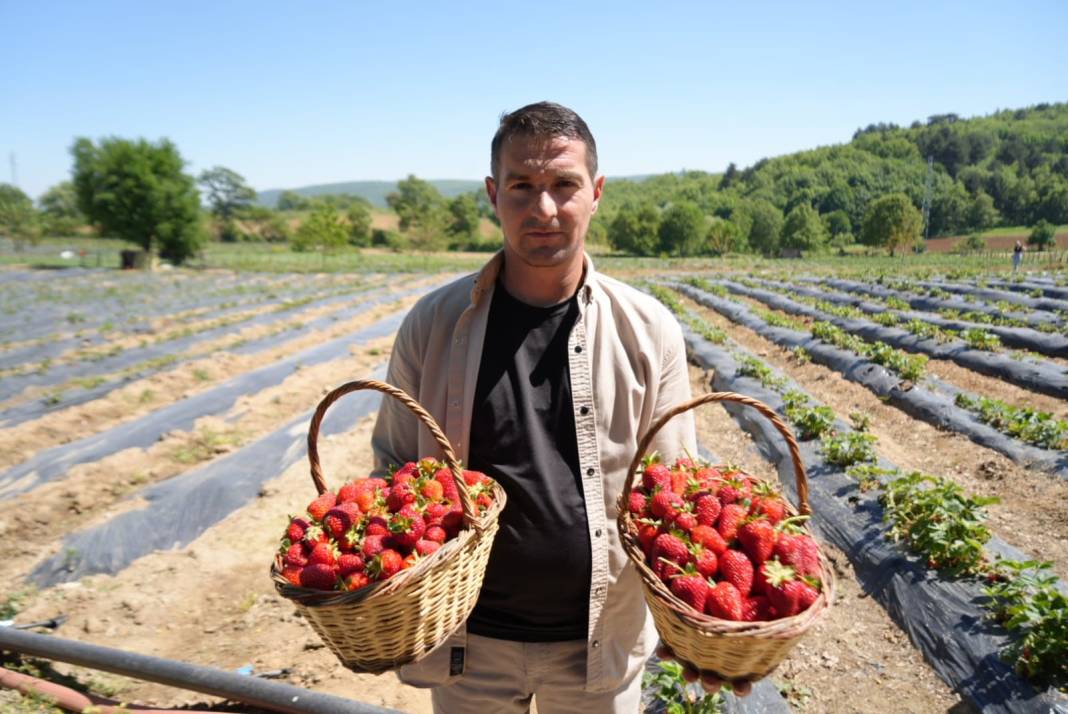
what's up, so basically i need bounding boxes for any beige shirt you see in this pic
[372,250,696,692]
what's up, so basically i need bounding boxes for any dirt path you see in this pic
[687,366,968,713]
[683,294,1068,582]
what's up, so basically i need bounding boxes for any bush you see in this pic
[957,234,987,253]
[371,228,404,251]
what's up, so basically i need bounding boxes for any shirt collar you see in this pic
[470,250,597,309]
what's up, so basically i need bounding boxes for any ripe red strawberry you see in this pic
[694,494,722,527]
[718,477,752,505]
[719,549,754,597]
[651,533,691,581]
[774,532,821,578]
[742,595,772,622]
[638,523,660,557]
[738,518,776,565]
[764,561,817,617]
[672,456,695,471]
[424,525,446,543]
[695,548,718,579]
[642,462,672,492]
[369,549,404,580]
[307,492,337,521]
[650,490,684,520]
[393,461,418,479]
[674,511,698,533]
[361,534,386,558]
[462,470,488,486]
[749,483,787,524]
[693,466,722,488]
[299,563,338,590]
[669,470,689,495]
[628,491,647,515]
[441,503,464,535]
[283,543,309,568]
[420,479,444,501]
[336,480,360,504]
[423,501,448,526]
[344,572,371,591]
[337,553,364,577]
[302,523,329,545]
[416,539,442,556]
[389,509,427,551]
[717,504,747,542]
[670,575,709,613]
[365,515,389,537]
[286,517,309,543]
[690,525,728,555]
[323,502,361,540]
[282,564,302,586]
[706,581,744,620]
[433,468,460,502]
[476,492,493,511]
[386,482,417,512]
[309,541,339,568]
[392,468,416,486]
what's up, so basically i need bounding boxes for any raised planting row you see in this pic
[758,279,1068,359]
[672,280,1068,476]
[977,276,1068,301]
[715,278,1068,400]
[917,278,1068,314]
[664,307,1068,711]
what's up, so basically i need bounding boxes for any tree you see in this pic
[823,209,852,238]
[0,183,39,248]
[746,200,783,255]
[38,181,84,236]
[860,193,923,256]
[609,201,660,255]
[276,190,311,211]
[446,193,480,241]
[658,201,706,257]
[197,166,256,221]
[71,137,205,264]
[966,191,999,232]
[347,203,373,247]
[291,205,348,253]
[780,204,827,252]
[705,216,743,255]
[386,175,447,250]
[1028,219,1055,251]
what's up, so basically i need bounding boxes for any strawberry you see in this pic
[403,551,420,569]
[476,492,493,511]
[307,492,337,521]
[365,515,390,537]
[344,572,371,591]
[742,595,772,622]
[695,548,718,579]
[719,549,754,597]
[424,501,448,526]
[299,563,338,590]
[694,494,722,527]
[738,518,776,565]
[670,575,709,613]
[281,564,303,586]
[637,522,660,557]
[628,491,647,515]
[650,490,684,520]
[361,534,386,558]
[717,504,747,542]
[763,560,817,617]
[717,476,752,506]
[302,523,329,546]
[283,543,309,568]
[394,461,419,479]
[690,525,727,555]
[392,467,417,486]
[749,482,787,525]
[651,533,691,581]
[420,479,444,501]
[285,517,309,543]
[706,581,744,620]
[642,461,673,492]
[774,530,821,578]
[441,503,464,535]
[672,456,695,471]
[389,509,427,551]
[336,481,360,504]
[337,553,364,577]
[323,502,361,540]
[433,468,460,502]
[674,511,698,532]
[669,470,689,495]
[309,541,339,568]
[369,549,404,580]
[386,482,417,512]
[693,466,723,488]
[416,539,442,556]
[463,470,488,487]
[424,525,447,543]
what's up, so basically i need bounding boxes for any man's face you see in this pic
[485,135,604,270]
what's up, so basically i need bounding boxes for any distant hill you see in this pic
[257,180,483,209]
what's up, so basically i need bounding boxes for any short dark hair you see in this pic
[490,101,598,181]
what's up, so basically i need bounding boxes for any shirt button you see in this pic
[595,529,602,537]
[450,400,460,408]
[586,468,594,477]
[579,406,589,416]
[592,640,600,648]
[574,345,583,353]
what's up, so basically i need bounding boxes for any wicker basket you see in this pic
[270,378,506,674]
[617,391,835,682]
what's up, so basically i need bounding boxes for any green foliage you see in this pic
[954,393,1068,449]
[446,192,481,242]
[967,191,1000,231]
[983,560,1068,687]
[705,216,744,255]
[957,234,987,253]
[609,201,661,255]
[291,205,348,254]
[1028,219,1056,251]
[684,276,727,297]
[347,203,373,247]
[860,193,923,256]
[820,431,878,466]
[846,463,897,491]
[787,404,836,440]
[0,183,39,247]
[643,660,724,713]
[659,201,707,257]
[197,166,256,220]
[70,137,205,264]
[780,203,827,252]
[387,174,447,250]
[745,199,784,256]
[810,321,927,380]
[738,356,786,389]
[276,190,311,211]
[38,181,84,236]
[881,471,997,575]
[961,328,1001,351]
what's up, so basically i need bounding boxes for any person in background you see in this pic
[1013,240,1024,272]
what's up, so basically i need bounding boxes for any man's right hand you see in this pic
[654,642,754,697]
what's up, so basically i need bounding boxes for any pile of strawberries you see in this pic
[277,458,496,592]
[629,454,824,622]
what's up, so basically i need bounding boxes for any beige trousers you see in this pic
[430,634,643,714]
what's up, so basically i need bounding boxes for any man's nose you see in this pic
[532,190,557,220]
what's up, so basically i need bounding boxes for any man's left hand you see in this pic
[655,643,754,696]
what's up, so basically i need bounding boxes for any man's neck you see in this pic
[499,254,585,308]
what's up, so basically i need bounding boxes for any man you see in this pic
[372,101,735,712]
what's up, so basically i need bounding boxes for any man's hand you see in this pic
[655,643,753,697]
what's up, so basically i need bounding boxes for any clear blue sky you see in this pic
[3,0,1066,199]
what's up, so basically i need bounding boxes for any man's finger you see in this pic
[681,664,699,683]
[655,643,674,660]
[730,679,753,697]
[698,673,723,694]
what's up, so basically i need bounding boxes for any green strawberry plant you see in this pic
[642,661,724,714]
[819,432,878,467]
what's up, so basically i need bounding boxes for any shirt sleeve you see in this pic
[648,315,697,463]
[370,308,424,477]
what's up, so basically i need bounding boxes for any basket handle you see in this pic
[306,378,476,526]
[622,391,810,517]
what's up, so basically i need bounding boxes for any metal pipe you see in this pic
[1,666,218,713]
[0,628,399,714]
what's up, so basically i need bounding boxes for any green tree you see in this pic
[197,166,256,221]
[823,209,852,238]
[860,193,923,256]
[658,201,706,257]
[276,190,310,211]
[446,193,480,241]
[705,216,744,255]
[347,203,373,247]
[0,183,39,248]
[38,181,84,236]
[1028,219,1056,251]
[387,175,447,250]
[780,203,827,252]
[746,200,783,255]
[609,201,660,255]
[291,204,348,253]
[966,191,999,232]
[71,137,205,264]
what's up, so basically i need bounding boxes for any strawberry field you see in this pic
[1,261,1066,713]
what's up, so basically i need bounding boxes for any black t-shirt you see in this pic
[465,282,592,642]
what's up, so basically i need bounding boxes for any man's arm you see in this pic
[647,317,697,462]
[370,310,423,477]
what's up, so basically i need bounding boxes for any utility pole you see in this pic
[921,154,933,242]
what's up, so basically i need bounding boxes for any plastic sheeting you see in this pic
[719,280,1068,400]
[675,283,1068,477]
[921,279,1068,313]
[681,327,1068,713]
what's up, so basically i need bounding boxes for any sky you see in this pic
[3,0,1067,200]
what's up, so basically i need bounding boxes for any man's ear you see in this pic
[485,176,498,211]
[591,174,606,214]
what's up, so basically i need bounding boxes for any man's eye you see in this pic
[512,182,532,190]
